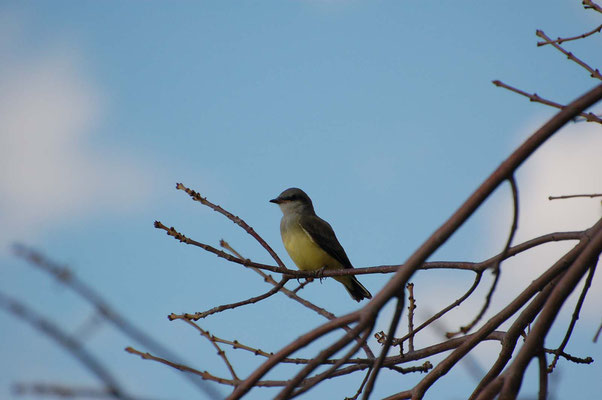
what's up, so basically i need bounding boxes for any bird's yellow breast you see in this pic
[282,224,341,272]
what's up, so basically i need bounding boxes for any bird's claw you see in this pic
[316,266,327,283]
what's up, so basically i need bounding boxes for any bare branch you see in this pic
[168,277,289,321]
[544,349,593,365]
[595,320,602,342]
[285,327,373,399]
[537,23,602,46]
[0,292,128,399]
[450,177,519,337]
[582,0,602,13]
[175,183,286,268]
[12,383,144,400]
[406,283,416,353]
[228,83,602,400]
[217,240,376,359]
[536,30,602,80]
[418,217,602,400]
[537,350,548,400]
[179,320,239,380]
[549,193,602,200]
[547,263,596,372]
[362,296,404,399]
[470,272,563,399]
[492,80,602,124]
[398,271,482,345]
[12,244,220,398]
[345,368,373,400]
[498,222,602,399]
[125,347,237,385]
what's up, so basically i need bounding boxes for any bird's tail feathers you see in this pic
[344,276,372,302]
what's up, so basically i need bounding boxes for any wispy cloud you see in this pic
[0,18,153,249]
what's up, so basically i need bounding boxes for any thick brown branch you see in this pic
[362,296,404,399]
[537,350,548,400]
[415,217,602,400]
[229,84,602,400]
[498,221,602,399]
[470,273,562,400]
[284,328,373,399]
[452,177,519,337]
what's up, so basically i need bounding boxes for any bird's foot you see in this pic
[316,266,327,283]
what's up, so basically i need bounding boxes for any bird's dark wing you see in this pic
[299,214,353,269]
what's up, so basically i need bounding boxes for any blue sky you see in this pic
[1,1,601,399]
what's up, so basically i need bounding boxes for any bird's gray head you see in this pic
[270,188,315,215]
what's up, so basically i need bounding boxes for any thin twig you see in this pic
[549,193,602,200]
[154,221,295,275]
[125,347,236,385]
[492,80,602,124]
[594,320,602,342]
[218,240,376,359]
[537,24,602,46]
[362,295,404,400]
[450,177,519,337]
[406,283,416,353]
[536,30,602,81]
[547,263,596,372]
[168,278,289,320]
[395,271,482,345]
[345,367,373,400]
[179,320,239,380]
[175,183,286,268]
[12,383,151,400]
[387,361,433,375]
[544,349,593,365]
[582,0,602,14]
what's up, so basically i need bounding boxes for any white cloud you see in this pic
[0,20,153,249]
[492,121,602,317]
[372,118,602,368]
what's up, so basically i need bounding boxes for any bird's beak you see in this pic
[270,198,281,204]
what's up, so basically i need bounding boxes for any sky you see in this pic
[0,1,601,399]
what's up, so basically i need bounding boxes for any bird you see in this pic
[270,188,372,302]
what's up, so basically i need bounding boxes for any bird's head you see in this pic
[270,188,315,215]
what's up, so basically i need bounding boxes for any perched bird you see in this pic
[270,188,372,302]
